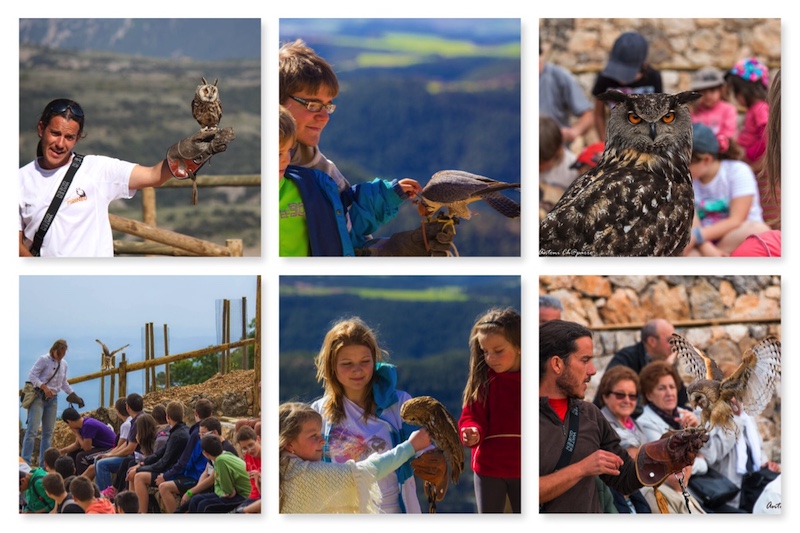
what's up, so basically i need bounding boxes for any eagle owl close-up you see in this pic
[670,333,781,433]
[540,90,701,256]
[192,77,223,130]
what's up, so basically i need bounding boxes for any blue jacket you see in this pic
[284,165,407,255]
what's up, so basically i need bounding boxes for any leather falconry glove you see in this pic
[357,220,457,256]
[166,127,236,204]
[636,428,709,486]
[65,392,85,409]
[411,448,449,501]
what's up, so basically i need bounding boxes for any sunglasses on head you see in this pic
[609,391,638,401]
[44,99,85,118]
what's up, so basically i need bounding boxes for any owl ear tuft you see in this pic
[675,91,702,105]
[597,90,627,104]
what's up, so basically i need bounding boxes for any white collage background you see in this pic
[4,1,793,529]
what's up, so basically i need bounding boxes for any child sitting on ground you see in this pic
[233,425,261,513]
[279,401,431,513]
[114,490,139,514]
[70,476,115,514]
[42,473,83,513]
[683,123,771,256]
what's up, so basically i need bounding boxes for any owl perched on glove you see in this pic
[192,77,223,130]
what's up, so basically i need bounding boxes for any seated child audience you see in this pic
[20,462,55,513]
[70,476,115,514]
[683,123,771,256]
[114,490,139,514]
[42,473,83,513]
[60,407,117,475]
[233,425,261,512]
[187,434,252,513]
[42,447,61,474]
[690,66,739,156]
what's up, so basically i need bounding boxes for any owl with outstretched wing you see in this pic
[670,333,781,432]
[401,396,464,512]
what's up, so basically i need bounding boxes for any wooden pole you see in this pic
[145,323,151,393]
[586,316,780,332]
[118,357,128,398]
[100,367,105,409]
[225,299,231,373]
[110,354,117,406]
[150,323,156,391]
[164,324,170,390]
[241,296,248,371]
[109,214,236,257]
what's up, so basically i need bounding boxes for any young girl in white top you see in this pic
[279,402,430,513]
[311,317,424,513]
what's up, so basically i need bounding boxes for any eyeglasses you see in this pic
[609,391,638,401]
[289,95,336,114]
[44,99,85,118]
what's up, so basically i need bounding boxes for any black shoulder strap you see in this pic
[555,403,580,471]
[30,154,84,257]
[541,403,581,513]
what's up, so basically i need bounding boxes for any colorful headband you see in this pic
[730,57,770,88]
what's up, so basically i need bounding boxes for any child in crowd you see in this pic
[234,425,262,512]
[690,66,739,157]
[683,123,771,256]
[70,476,115,514]
[42,447,60,474]
[311,317,428,513]
[726,58,779,229]
[279,106,420,256]
[592,31,663,143]
[279,402,431,513]
[187,434,251,513]
[114,490,139,514]
[19,462,55,513]
[60,407,117,475]
[539,116,580,190]
[459,308,521,513]
[726,58,769,169]
[42,473,83,513]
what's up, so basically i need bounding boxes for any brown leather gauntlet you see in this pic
[636,428,709,486]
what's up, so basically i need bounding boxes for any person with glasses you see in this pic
[280,106,420,256]
[279,39,455,256]
[593,318,688,416]
[19,98,233,257]
[597,365,652,513]
[21,339,84,467]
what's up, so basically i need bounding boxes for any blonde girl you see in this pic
[279,402,430,513]
[458,308,521,513]
[311,317,423,513]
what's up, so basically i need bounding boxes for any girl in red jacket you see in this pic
[458,308,521,513]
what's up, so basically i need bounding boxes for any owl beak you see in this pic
[649,122,657,141]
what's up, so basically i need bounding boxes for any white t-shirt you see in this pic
[693,159,764,227]
[313,393,413,513]
[19,154,136,257]
[119,416,132,441]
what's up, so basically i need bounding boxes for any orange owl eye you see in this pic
[627,113,642,124]
[662,112,676,123]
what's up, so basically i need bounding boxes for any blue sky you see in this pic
[18,275,258,414]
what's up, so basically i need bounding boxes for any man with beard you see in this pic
[539,320,706,513]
